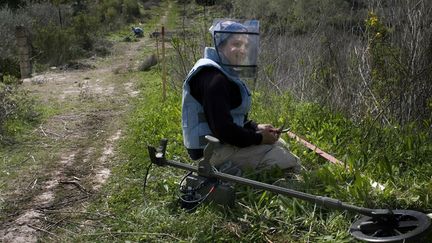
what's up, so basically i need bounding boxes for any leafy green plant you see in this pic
[0,58,20,78]
[71,13,99,51]
[0,76,39,143]
[33,23,78,66]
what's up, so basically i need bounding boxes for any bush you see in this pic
[0,7,32,60]
[33,23,79,66]
[1,0,149,71]
[0,76,39,144]
[23,3,68,27]
[71,13,99,50]
[123,0,140,22]
[0,58,20,78]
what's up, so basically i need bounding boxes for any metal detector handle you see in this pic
[198,135,220,176]
[147,138,168,166]
[157,138,168,159]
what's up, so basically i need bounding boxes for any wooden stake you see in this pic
[286,131,343,165]
[15,26,32,79]
[161,26,166,101]
[156,33,159,64]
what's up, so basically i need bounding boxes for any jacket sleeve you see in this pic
[244,119,259,131]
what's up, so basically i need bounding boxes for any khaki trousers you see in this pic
[209,139,301,172]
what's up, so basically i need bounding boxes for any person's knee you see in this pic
[282,156,301,173]
[287,158,301,173]
[271,145,300,170]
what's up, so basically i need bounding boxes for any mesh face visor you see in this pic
[210,20,260,78]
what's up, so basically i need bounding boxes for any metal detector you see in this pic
[147,136,431,242]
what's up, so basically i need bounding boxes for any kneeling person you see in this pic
[181,19,300,174]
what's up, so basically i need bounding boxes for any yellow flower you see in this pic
[367,12,379,27]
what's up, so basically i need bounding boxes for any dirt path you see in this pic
[0,31,154,242]
[0,1,175,240]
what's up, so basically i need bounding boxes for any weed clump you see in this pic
[0,75,39,144]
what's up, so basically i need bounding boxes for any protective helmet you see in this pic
[209,19,259,78]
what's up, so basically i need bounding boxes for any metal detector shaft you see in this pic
[148,139,375,216]
[161,158,375,217]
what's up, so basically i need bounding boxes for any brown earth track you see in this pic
[0,2,173,240]
[0,36,150,242]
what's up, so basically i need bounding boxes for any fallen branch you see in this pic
[263,234,274,243]
[27,178,38,189]
[42,217,66,231]
[19,156,32,165]
[40,209,112,218]
[47,131,62,138]
[39,125,47,136]
[39,125,62,138]
[81,232,182,241]
[27,224,57,237]
[59,180,89,194]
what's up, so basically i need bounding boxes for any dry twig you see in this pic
[39,126,47,136]
[27,178,38,189]
[41,209,112,218]
[81,232,182,241]
[27,224,57,237]
[59,180,89,194]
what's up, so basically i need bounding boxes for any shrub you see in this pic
[0,76,39,144]
[0,58,20,78]
[123,0,140,22]
[32,23,79,66]
[71,13,99,50]
[0,7,32,60]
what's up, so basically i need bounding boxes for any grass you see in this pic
[142,0,174,32]
[164,0,180,29]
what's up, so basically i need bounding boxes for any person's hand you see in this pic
[257,124,280,144]
[259,129,278,144]
[257,124,281,134]
[257,124,274,131]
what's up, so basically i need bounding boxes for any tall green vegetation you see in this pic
[0,0,157,73]
[0,75,38,144]
[223,0,432,126]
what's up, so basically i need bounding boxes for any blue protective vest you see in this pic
[182,47,252,149]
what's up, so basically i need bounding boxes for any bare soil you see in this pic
[0,34,153,242]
